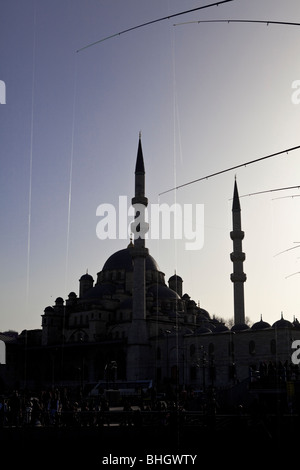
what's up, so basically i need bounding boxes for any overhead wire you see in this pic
[26,4,37,314]
[274,244,300,258]
[76,1,234,52]
[174,19,300,28]
[25,0,37,391]
[237,185,300,199]
[159,145,300,195]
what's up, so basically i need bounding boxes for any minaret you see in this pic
[127,134,150,381]
[230,178,246,325]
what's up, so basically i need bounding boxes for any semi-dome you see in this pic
[82,283,115,300]
[102,247,159,272]
[147,284,180,300]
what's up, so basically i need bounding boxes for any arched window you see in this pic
[249,340,255,355]
[271,339,276,355]
[171,365,178,381]
[190,366,197,381]
[157,347,161,360]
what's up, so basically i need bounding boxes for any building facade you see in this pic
[1,137,300,410]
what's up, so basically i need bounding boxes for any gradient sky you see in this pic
[1,0,300,333]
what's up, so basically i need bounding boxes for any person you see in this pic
[121,399,132,426]
[98,398,110,426]
[9,391,21,426]
[0,397,8,427]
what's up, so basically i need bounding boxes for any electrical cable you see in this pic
[174,18,300,28]
[76,1,234,52]
[159,145,300,196]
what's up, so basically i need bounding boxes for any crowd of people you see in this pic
[0,388,194,428]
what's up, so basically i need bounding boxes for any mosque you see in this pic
[1,136,300,410]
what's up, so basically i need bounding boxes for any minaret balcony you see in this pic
[230,251,246,262]
[131,196,148,207]
[231,272,247,282]
[230,230,244,240]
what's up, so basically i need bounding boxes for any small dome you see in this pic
[293,317,300,328]
[252,316,271,330]
[44,306,54,313]
[168,274,183,282]
[272,314,294,329]
[196,308,210,321]
[184,328,194,335]
[80,273,93,281]
[55,297,64,305]
[214,324,229,333]
[68,292,77,298]
[182,294,190,301]
[118,298,133,310]
[231,323,249,332]
[195,326,212,335]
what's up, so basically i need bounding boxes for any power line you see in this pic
[76,1,234,52]
[272,194,300,200]
[274,244,300,258]
[159,145,300,196]
[174,19,300,28]
[286,272,300,279]
[239,185,300,199]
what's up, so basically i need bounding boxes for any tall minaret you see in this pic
[127,134,150,381]
[230,178,246,325]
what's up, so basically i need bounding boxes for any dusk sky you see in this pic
[1,0,300,333]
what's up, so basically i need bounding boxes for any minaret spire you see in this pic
[127,134,150,381]
[230,178,246,325]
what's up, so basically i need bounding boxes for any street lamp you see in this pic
[164,330,171,380]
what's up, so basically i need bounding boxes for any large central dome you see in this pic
[102,246,159,272]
